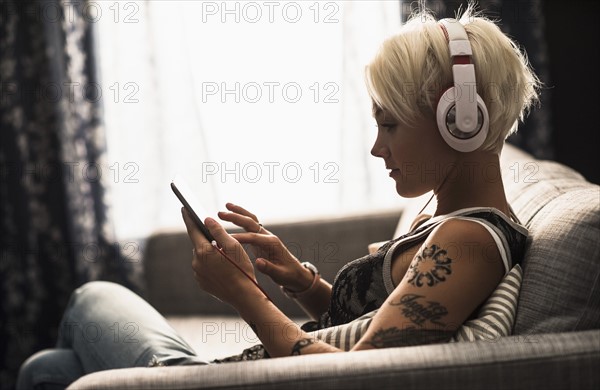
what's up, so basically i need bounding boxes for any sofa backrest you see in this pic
[144,212,400,317]
[500,145,600,334]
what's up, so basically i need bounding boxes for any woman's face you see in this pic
[370,107,456,198]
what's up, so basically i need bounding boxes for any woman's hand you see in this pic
[219,203,314,293]
[181,208,259,306]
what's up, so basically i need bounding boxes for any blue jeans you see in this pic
[16,281,210,390]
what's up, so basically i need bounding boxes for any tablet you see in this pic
[171,174,216,243]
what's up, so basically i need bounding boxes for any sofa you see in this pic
[69,143,600,389]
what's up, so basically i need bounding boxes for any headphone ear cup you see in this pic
[436,87,489,153]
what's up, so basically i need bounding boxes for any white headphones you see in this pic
[436,19,489,153]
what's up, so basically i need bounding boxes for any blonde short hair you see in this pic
[365,3,541,154]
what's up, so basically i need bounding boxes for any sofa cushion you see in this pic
[512,186,600,334]
[451,264,523,341]
[500,145,600,334]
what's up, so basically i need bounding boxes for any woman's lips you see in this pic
[389,169,400,177]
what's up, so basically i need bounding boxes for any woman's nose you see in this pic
[371,137,389,159]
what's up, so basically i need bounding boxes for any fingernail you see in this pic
[205,217,216,226]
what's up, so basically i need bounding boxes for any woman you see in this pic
[17,4,540,388]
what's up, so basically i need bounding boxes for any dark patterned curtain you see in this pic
[401,0,553,159]
[0,1,143,388]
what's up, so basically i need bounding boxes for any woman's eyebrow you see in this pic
[373,108,384,120]
[375,110,394,122]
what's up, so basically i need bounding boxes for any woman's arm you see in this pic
[182,210,504,357]
[181,208,339,356]
[352,218,505,350]
[233,217,505,356]
[283,274,332,320]
[233,289,341,356]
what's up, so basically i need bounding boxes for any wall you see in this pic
[544,1,599,184]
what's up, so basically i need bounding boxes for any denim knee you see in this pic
[72,281,130,304]
[58,281,132,345]
[16,349,83,390]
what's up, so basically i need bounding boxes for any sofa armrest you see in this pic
[68,330,600,390]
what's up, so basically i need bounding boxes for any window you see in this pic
[95,1,403,239]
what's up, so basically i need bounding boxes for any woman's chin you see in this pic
[395,181,428,198]
[394,183,414,198]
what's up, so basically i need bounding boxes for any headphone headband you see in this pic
[439,19,471,57]
[439,19,478,133]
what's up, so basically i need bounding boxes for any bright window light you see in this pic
[95,1,404,239]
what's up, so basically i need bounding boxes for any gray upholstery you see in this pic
[502,156,600,334]
[69,331,600,390]
[69,144,600,389]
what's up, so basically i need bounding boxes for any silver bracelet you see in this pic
[281,262,320,299]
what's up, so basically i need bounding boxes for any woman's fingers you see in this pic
[220,203,273,235]
[232,232,283,256]
[225,203,257,221]
[203,217,237,248]
[182,207,237,251]
[231,232,275,246]
[218,210,263,233]
[255,257,273,275]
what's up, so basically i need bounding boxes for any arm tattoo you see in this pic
[291,338,317,355]
[368,327,454,348]
[406,244,452,287]
[388,294,448,327]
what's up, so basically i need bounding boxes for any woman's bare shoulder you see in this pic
[409,213,432,232]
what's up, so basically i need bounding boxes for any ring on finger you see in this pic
[256,223,263,233]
